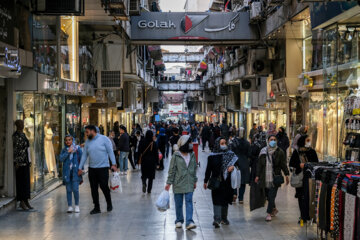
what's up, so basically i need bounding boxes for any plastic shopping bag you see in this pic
[156,190,170,212]
[110,172,121,192]
[231,168,241,189]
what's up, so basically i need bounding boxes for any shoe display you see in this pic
[67,206,73,213]
[74,206,80,213]
[90,208,101,215]
[186,223,196,230]
[175,222,182,228]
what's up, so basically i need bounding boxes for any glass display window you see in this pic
[32,16,57,77]
[66,96,81,144]
[15,93,64,192]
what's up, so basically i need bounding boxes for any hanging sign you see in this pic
[131,12,258,44]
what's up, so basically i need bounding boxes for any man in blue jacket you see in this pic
[78,125,117,215]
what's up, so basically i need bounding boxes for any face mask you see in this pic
[188,143,193,150]
[220,145,228,151]
[305,142,311,148]
[179,142,193,153]
[269,140,277,148]
[88,134,94,140]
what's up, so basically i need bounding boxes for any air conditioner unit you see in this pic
[97,71,121,89]
[216,85,228,96]
[250,2,262,21]
[240,77,259,92]
[247,49,271,76]
[34,0,84,15]
[129,0,141,16]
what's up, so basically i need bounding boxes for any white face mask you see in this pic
[305,142,311,148]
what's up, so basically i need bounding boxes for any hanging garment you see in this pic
[339,190,345,240]
[330,185,337,231]
[343,193,356,240]
[315,180,322,224]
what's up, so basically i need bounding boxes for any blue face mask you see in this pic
[269,140,277,148]
[220,145,228,151]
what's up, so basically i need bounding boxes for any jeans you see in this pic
[65,180,80,206]
[119,152,129,172]
[265,186,278,214]
[174,192,194,226]
[88,167,112,210]
[165,142,170,157]
[213,205,228,223]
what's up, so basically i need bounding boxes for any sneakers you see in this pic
[265,215,272,222]
[74,206,80,213]
[221,220,230,225]
[213,222,220,228]
[186,223,197,230]
[175,222,182,228]
[124,171,128,175]
[107,205,113,212]
[67,206,73,213]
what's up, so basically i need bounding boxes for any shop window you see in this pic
[32,16,57,77]
[66,96,81,144]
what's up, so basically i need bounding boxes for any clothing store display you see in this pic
[44,125,57,173]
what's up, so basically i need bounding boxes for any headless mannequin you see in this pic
[44,122,57,175]
[24,112,35,184]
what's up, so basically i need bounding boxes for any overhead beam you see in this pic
[162,52,203,63]
[157,80,204,91]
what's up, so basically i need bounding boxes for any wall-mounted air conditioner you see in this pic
[97,71,121,89]
[129,0,141,16]
[240,77,259,92]
[246,49,271,76]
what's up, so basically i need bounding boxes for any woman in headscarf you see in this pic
[255,135,290,221]
[289,135,318,224]
[139,130,159,194]
[292,126,308,150]
[204,137,239,228]
[267,123,277,138]
[156,127,167,170]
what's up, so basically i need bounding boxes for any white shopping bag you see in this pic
[156,190,170,212]
[231,168,241,189]
[110,172,121,192]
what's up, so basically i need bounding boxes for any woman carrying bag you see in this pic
[255,135,290,221]
[139,130,159,194]
[204,137,239,228]
[289,135,318,224]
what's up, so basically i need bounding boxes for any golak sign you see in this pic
[131,12,258,43]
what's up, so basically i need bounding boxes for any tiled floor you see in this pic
[0,149,317,240]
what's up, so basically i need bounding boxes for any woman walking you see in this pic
[156,128,167,170]
[13,120,33,210]
[289,135,318,223]
[204,137,238,228]
[59,135,83,213]
[139,130,159,194]
[165,135,197,230]
[230,128,251,203]
[255,135,290,221]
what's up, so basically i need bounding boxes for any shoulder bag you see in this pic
[290,150,306,188]
[138,142,153,165]
[207,175,221,190]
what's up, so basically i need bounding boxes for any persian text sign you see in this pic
[131,12,258,43]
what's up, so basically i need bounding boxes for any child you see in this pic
[59,135,83,213]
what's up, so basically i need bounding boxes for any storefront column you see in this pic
[5,80,15,197]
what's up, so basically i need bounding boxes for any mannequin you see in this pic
[44,122,57,175]
[24,112,35,184]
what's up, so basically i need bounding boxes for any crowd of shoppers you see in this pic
[13,117,317,233]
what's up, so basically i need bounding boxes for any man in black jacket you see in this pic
[118,125,130,175]
[220,120,229,140]
[201,122,211,152]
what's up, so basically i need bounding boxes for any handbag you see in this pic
[138,142,153,165]
[207,176,221,190]
[290,169,303,188]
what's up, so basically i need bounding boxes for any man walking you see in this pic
[118,125,130,174]
[200,122,211,152]
[78,125,117,215]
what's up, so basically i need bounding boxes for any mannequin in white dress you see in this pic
[44,122,57,175]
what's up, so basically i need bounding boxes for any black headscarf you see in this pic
[145,130,153,143]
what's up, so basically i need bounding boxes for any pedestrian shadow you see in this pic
[174,227,197,240]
